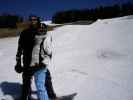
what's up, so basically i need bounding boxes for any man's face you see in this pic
[30,16,38,27]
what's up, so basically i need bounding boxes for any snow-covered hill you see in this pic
[0,15,133,100]
[41,20,61,26]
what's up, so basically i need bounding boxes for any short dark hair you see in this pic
[29,15,40,23]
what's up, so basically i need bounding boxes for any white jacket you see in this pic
[30,32,52,67]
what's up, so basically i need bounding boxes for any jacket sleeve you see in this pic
[43,32,52,57]
[40,32,53,65]
[16,32,23,61]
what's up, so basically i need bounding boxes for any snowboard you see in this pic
[58,93,77,100]
[29,92,77,100]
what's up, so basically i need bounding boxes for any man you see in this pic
[15,15,58,100]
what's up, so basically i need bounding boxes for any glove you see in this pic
[15,62,23,73]
[15,57,23,73]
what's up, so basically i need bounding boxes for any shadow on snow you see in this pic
[0,81,77,100]
[0,81,22,100]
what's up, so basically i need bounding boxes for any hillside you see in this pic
[0,15,133,100]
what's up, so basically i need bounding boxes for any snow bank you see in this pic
[51,16,133,100]
[0,16,133,100]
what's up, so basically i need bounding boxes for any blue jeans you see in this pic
[34,68,49,100]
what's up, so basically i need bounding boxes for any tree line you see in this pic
[52,2,133,24]
[0,14,23,28]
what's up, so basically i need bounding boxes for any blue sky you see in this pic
[0,0,132,20]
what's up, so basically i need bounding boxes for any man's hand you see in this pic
[15,57,23,73]
[15,63,23,73]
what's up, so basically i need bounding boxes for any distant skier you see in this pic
[15,15,58,100]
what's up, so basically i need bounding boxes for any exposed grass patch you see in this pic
[0,28,18,38]
[0,22,63,38]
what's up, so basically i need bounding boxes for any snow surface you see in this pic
[0,16,133,100]
[41,20,52,25]
[41,20,61,26]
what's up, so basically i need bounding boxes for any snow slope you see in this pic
[41,20,61,26]
[0,16,133,100]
